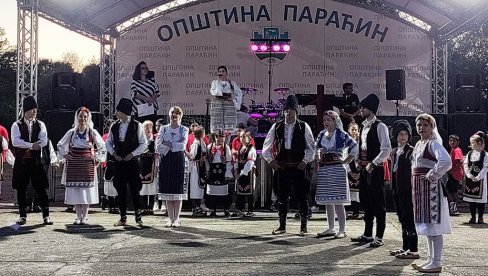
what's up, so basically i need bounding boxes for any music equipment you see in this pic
[386,69,406,101]
[455,73,480,89]
[52,72,81,110]
[453,86,482,112]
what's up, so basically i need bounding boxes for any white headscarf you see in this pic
[73,107,94,130]
[323,110,344,131]
[415,113,442,145]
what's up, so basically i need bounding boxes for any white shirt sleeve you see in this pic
[11,122,33,149]
[171,127,188,152]
[303,123,315,164]
[210,80,222,96]
[372,122,392,166]
[105,130,115,156]
[476,153,488,182]
[92,129,107,163]
[37,121,48,148]
[262,123,277,164]
[426,140,452,182]
[463,154,473,179]
[232,80,243,109]
[156,126,170,156]
[57,129,74,157]
[48,140,58,165]
[225,145,233,178]
[240,147,257,176]
[131,122,148,157]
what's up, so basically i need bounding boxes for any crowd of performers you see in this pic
[1,63,488,274]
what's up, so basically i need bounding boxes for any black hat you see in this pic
[283,95,299,112]
[116,98,133,115]
[22,96,38,112]
[392,120,412,141]
[360,94,380,114]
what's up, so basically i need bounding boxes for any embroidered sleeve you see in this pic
[210,80,222,96]
[93,129,107,163]
[171,126,188,152]
[240,147,257,176]
[426,140,452,181]
[57,129,74,157]
[464,153,474,179]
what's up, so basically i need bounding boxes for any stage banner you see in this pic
[116,0,432,116]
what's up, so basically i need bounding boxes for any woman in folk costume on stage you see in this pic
[315,111,358,239]
[411,114,452,273]
[462,131,488,224]
[187,126,208,217]
[58,107,107,225]
[139,120,158,215]
[389,120,419,259]
[206,130,233,217]
[157,106,189,227]
[209,65,243,133]
[233,130,257,217]
[346,122,361,219]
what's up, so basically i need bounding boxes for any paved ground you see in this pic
[0,206,487,276]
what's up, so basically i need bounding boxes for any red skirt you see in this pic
[66,148,95,188]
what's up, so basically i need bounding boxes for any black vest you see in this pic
[14,120,42,160]
[467,150,486,177]
[111,119,140,157]
[359,120,381,162]
[274,119,306,163]
[391,144,414,194]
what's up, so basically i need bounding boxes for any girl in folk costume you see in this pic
[346,122,361,219]
[206,130,233,217]
[186,126,208,216]
[0,134,7,194]
[58,107,107,225]
[139,120,158,215]
[233,130,257,217]
[411,114,452,273]
[157,106,189,227]
[462,131,488,224]
[389,120,419,259]
[315,111,358,239]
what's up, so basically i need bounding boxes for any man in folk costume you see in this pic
[106,98,148,227]
[11,96,53,225]
[262,95,315,236]
[350,94,391,247]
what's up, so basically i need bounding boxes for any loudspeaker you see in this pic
[454,86,481,112]
[52,72,81,110]
[455,73,480,89]
[449,113,487,153]
[386,69,406,101]
[46,110,103,149]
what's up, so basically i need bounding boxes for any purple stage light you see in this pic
[260,44,268,51]
[250,44,259,51]
[283,44,291,52]
[272,44,281,52]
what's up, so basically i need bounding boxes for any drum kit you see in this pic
[241,87,290,133]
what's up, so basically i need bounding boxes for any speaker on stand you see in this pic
[52,72,81,110]
[386,69,406,117]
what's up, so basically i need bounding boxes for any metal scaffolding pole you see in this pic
[100,34,115,125]
[432,40,448,114]
[16,0,39,120]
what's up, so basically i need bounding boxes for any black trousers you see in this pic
[13,161,50,218]
[359,166,386,239]
[236,194,254,212]
[113,159,142,220]
[274,167,310,225]
[469,202,486,219]
[393,190,418,252]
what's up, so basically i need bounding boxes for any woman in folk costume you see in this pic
[186,126,208,216]
[411,114,452,273]
[206,130,233,217]
[346,122,361,219]
[462,131,488,224]
[315,111,358,239]
[389,120,419,259]
[209,65,243,133]
[139,120,158,215]
[233,130,257,217]
[157,106,189,227]
[58,107,107,225]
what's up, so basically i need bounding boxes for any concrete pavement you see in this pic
[0,207,486,275]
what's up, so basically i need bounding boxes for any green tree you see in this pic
[0,27,16,125]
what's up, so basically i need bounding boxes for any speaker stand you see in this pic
[395,100,399,118]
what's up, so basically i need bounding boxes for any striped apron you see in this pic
[65,147,95,188]
[316,154,350,204]
[210,95,236,133]
[412,167,441,224]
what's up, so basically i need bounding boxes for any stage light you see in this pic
[250,44,258,51]
[260,44,268,51]
[272,44,281,52]
[283,44,291,52]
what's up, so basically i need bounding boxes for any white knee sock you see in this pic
[75,205,83,220]
[81,204,89,220]
[420,236,435,268]
[173,200,182,221]
[335,205,346,233]
[166,201,175,222]
[424,235,443,268]
[326,205,336,231]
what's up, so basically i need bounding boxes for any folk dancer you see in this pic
[315,111,358,239]
[462,131,488,224]
[102,119,119,214]
[139,120,158,215]
[11,96,53,225]
[106,98,148,227]
[233,130,257,217]
[57,107,106,225]
[209,65,243,133]
[157,106,189,227]
[389,120,419,259]
[350,94,391,247]
[346,122,361,219]
[206,130,233,217]
[187,126,208,217]
[262,95,315,236]
[411,114,452,273]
